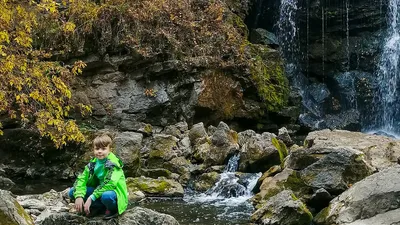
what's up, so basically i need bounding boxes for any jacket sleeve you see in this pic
[91,164,122,200]
[73,166,90,199]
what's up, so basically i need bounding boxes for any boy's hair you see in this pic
[93,134,112,148]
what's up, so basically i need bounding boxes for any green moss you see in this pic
[144,124,153,134]
[248,49,289,112]
[262,188,281,201]
[0,210,18,225]
[14,200,34,225]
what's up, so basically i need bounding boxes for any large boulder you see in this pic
[40,207,179,225]
[286,147,373,195]
[314,165,400,225]
[238,131,280,172]
[305,129,400,171]
[0,189,34,225]
[126,177,184,197]
[114,132,143,177]
[251,190,312,225]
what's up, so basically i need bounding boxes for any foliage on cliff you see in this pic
[0,0,288,147]
[0,0,91,148]
[34,0,288,111]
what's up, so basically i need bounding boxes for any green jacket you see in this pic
[73,152,128,215]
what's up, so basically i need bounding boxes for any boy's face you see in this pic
[94,145,110,160]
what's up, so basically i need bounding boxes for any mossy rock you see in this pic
[194,172,221,192]
[126,177,184,197]
[0,190,34,225]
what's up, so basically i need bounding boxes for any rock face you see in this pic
[40,207,180,225]
[314,165,400,225]
[305,129,400,171]
[0,190,34,225]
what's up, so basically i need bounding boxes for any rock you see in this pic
[189,123,208,145]
[0,176,15,190]
[114,132,142,176]
[147,134,180,168]
[40,207,179,225]
[163,157,192,175]
[314,165,400,225]
[251,190,312,225]
[195,122,239,166]
[238,130,257,147]
[0,189,34,225]
[238,132,280,172]
[126,177,184,197]
[277,127,294,147]
[253,165,282,193]
[253,168,311,208]
[286,147,372,195]
[163,121,188,139]
[249,28,279,47]
[308,188,333,213]
[305,129,400,171]
[194,172,221,192]
[139,168,172,179]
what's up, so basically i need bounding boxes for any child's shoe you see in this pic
[103,209,118,220]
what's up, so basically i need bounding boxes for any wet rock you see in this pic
[194,172,221,192]
[40,207,179,225]
[139,168,172,179]
[0,190,34,225]
[314,165,400,225]
[126,177,184,197]
[251,190,312,225]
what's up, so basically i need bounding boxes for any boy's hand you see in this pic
[84,198,92,215]
[75,198,84,213]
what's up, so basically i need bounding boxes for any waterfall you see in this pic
[369,0,400,135]
[185,154,261,206]
[346,0,350,71]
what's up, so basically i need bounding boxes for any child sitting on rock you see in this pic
[68,133,128,219]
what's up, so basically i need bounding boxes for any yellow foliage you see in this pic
[0,0,90,148]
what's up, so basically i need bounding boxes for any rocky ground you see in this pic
[2,122,400,224]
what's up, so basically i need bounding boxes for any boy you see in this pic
[68,134,128,219]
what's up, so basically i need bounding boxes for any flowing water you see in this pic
[368,0,400,136]
[141,155,261,225]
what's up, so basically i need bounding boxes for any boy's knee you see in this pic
[101,191,117,203]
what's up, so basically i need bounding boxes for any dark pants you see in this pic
[68,187,118,212]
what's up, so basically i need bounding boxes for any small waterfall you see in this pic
[185,154,261,206]
[369,0,400,135]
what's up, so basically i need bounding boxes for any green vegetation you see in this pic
[272,137,289,166]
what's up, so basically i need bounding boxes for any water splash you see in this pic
[185,154,261,206]
[370,0,400,134]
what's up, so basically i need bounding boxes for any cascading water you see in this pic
[279,0,326,126]
[183,154,261,222]
[141,154,261,225]
[186,154,261,205]
[369,0,400,136]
